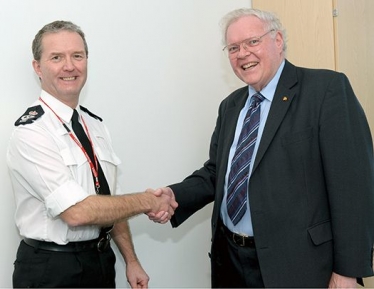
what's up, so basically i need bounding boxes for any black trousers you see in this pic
[211,224,264,288]
[13,240,116,288]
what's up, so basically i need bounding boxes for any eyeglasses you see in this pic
[223,29,275,58]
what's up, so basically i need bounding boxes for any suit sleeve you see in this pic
[319,72,374,277]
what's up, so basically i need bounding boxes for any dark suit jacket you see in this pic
[170,60,374,287]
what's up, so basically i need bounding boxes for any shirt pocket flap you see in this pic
[307,220,333,246]
[95,147,121,165]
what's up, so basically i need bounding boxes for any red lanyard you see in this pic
[39,97,100,193]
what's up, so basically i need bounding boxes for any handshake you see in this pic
[144,187,178,224]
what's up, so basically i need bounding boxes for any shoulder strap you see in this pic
[15,105,44,126]
[79,105,103,122]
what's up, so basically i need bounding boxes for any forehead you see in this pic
[226,16,266,43]
[41,31,85,54]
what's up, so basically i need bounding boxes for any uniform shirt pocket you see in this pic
[60,146,87,167]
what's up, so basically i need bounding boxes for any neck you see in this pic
[42,89,80,109]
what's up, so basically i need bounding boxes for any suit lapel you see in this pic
[252,60,298,174]
[216,88,248,204]
[222,89,249,160]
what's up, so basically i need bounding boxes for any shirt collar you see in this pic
[39,90,77,123]
[247,59,285,102]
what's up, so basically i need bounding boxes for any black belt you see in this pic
[23,234,111,253]
[222,224,255,247]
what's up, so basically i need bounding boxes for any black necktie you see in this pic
[71,109,110,196]
[71,109,113,237]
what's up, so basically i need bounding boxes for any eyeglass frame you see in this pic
[223,29,276,57]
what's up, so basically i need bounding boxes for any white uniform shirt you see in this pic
[7,91,122,244]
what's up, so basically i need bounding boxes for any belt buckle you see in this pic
[233,233,246,247]
[97,233,111,252]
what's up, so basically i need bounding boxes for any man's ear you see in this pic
[275,31,284,51]
[32,59,42,79]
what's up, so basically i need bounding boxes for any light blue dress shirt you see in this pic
[221,60,285,236]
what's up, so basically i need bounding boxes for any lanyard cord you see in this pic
[39,97,101,193]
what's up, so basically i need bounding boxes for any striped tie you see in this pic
[227,93,264,225]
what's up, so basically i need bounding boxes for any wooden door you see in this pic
[252,0,335,69]
[334,0,374,132]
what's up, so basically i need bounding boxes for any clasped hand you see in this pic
[146,187,178,224]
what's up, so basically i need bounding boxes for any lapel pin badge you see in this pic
[282,96,288,101]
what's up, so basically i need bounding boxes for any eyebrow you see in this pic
[48,50,86,55]
[228,35,257,46]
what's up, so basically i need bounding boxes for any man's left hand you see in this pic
[328,272,357,288]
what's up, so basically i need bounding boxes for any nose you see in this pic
[236,43,251,58]
[63,57,75,71]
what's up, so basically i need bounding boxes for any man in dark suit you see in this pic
[149,8,374,288]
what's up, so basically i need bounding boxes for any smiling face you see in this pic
[32,30,87,108]
[226,15,284,91]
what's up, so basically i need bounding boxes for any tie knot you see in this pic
[71,109,80,124]
[250,92,265,108]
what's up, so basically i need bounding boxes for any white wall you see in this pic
[0,0,249,288]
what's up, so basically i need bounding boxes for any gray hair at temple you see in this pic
[220,8,287,52]
[32,20,88,61]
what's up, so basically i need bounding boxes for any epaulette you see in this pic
[15,105,44,126]
[80,105,103,122]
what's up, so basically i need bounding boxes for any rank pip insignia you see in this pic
[15,105,45,126]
